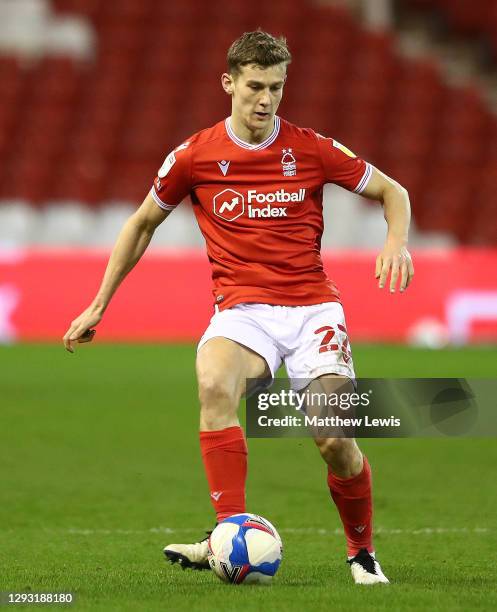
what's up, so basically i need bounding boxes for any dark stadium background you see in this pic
[1,1,496,610]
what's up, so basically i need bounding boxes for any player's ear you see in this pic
[221,73,234,95]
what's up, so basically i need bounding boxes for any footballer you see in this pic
[63,31,414,585]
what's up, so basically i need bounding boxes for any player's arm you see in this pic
[62,193,170,353]
[360,167,414,293]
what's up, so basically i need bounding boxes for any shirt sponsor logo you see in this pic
[247,188,305,204]
[219,198,238,213]
[213,188,245,221]
[248,205,287,218]
[212,188,305,222]
[247,189,305,218]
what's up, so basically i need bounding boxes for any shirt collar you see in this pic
[225,116,280,150]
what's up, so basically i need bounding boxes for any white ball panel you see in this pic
[208,555,229,583]
[209,522,238,560]
[245,530,281,566]
[257,516,283,547]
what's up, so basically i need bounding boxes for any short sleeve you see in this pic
[316,134,373,194]
[151,140,192,211]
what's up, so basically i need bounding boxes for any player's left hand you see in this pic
[63,305,102,353]
[375,243,414,293]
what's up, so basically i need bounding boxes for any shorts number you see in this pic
[314,326,338,353]
[314,324,352,363]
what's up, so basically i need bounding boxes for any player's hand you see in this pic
[375,243,414,293]
[63,307,102,353]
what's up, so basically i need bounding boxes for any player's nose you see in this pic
[258,90,271,106]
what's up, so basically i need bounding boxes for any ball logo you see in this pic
[220,562,247,584]
[213,188,245,222]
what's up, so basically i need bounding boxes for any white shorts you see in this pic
[197,302,355,391]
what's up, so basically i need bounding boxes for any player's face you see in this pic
[228,63,286,133]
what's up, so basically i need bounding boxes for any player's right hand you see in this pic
[63,307,103,353]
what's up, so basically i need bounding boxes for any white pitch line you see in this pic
[42,526,490,536]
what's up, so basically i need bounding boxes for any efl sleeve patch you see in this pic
[332,140,356,158]
[316,131,369,192]
[151,140,192,209]
[158,151,176,178]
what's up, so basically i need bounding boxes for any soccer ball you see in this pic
[207,513,283,584]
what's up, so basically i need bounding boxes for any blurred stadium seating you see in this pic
[406,0,497,55]
[0,0,496,244]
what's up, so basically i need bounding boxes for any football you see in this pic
[207,513,283,584]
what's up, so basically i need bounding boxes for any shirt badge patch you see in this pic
[158,151,176,178]
[281,148,297,177]
[332,139,356,158]
[175,141,190,152]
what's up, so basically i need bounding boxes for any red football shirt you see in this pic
[151,116,372,310]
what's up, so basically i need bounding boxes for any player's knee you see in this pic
[197,373,238,411]
[198,375,239,430]
[315,437,363,477]
[315,437,354,459]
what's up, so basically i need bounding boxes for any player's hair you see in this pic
[227,30,292,76]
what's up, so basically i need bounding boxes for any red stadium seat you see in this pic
[443,0,493,36]
[104,160,155,203]
[98,0,153,25]
[51,155,109,205]
[0,157,52,204]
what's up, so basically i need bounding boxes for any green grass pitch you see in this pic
[1,344,497,611]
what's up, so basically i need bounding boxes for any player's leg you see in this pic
[308,375,387,584]
[306,374,389,585]
[196,337,269,522]
[165,305,280,570]
[305,375,373,548]
[285,302,388,584]
[308,377,363,478]
[164,337,268,570]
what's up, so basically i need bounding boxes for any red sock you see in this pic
[200,426,247,523]
[327,455,373,557]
